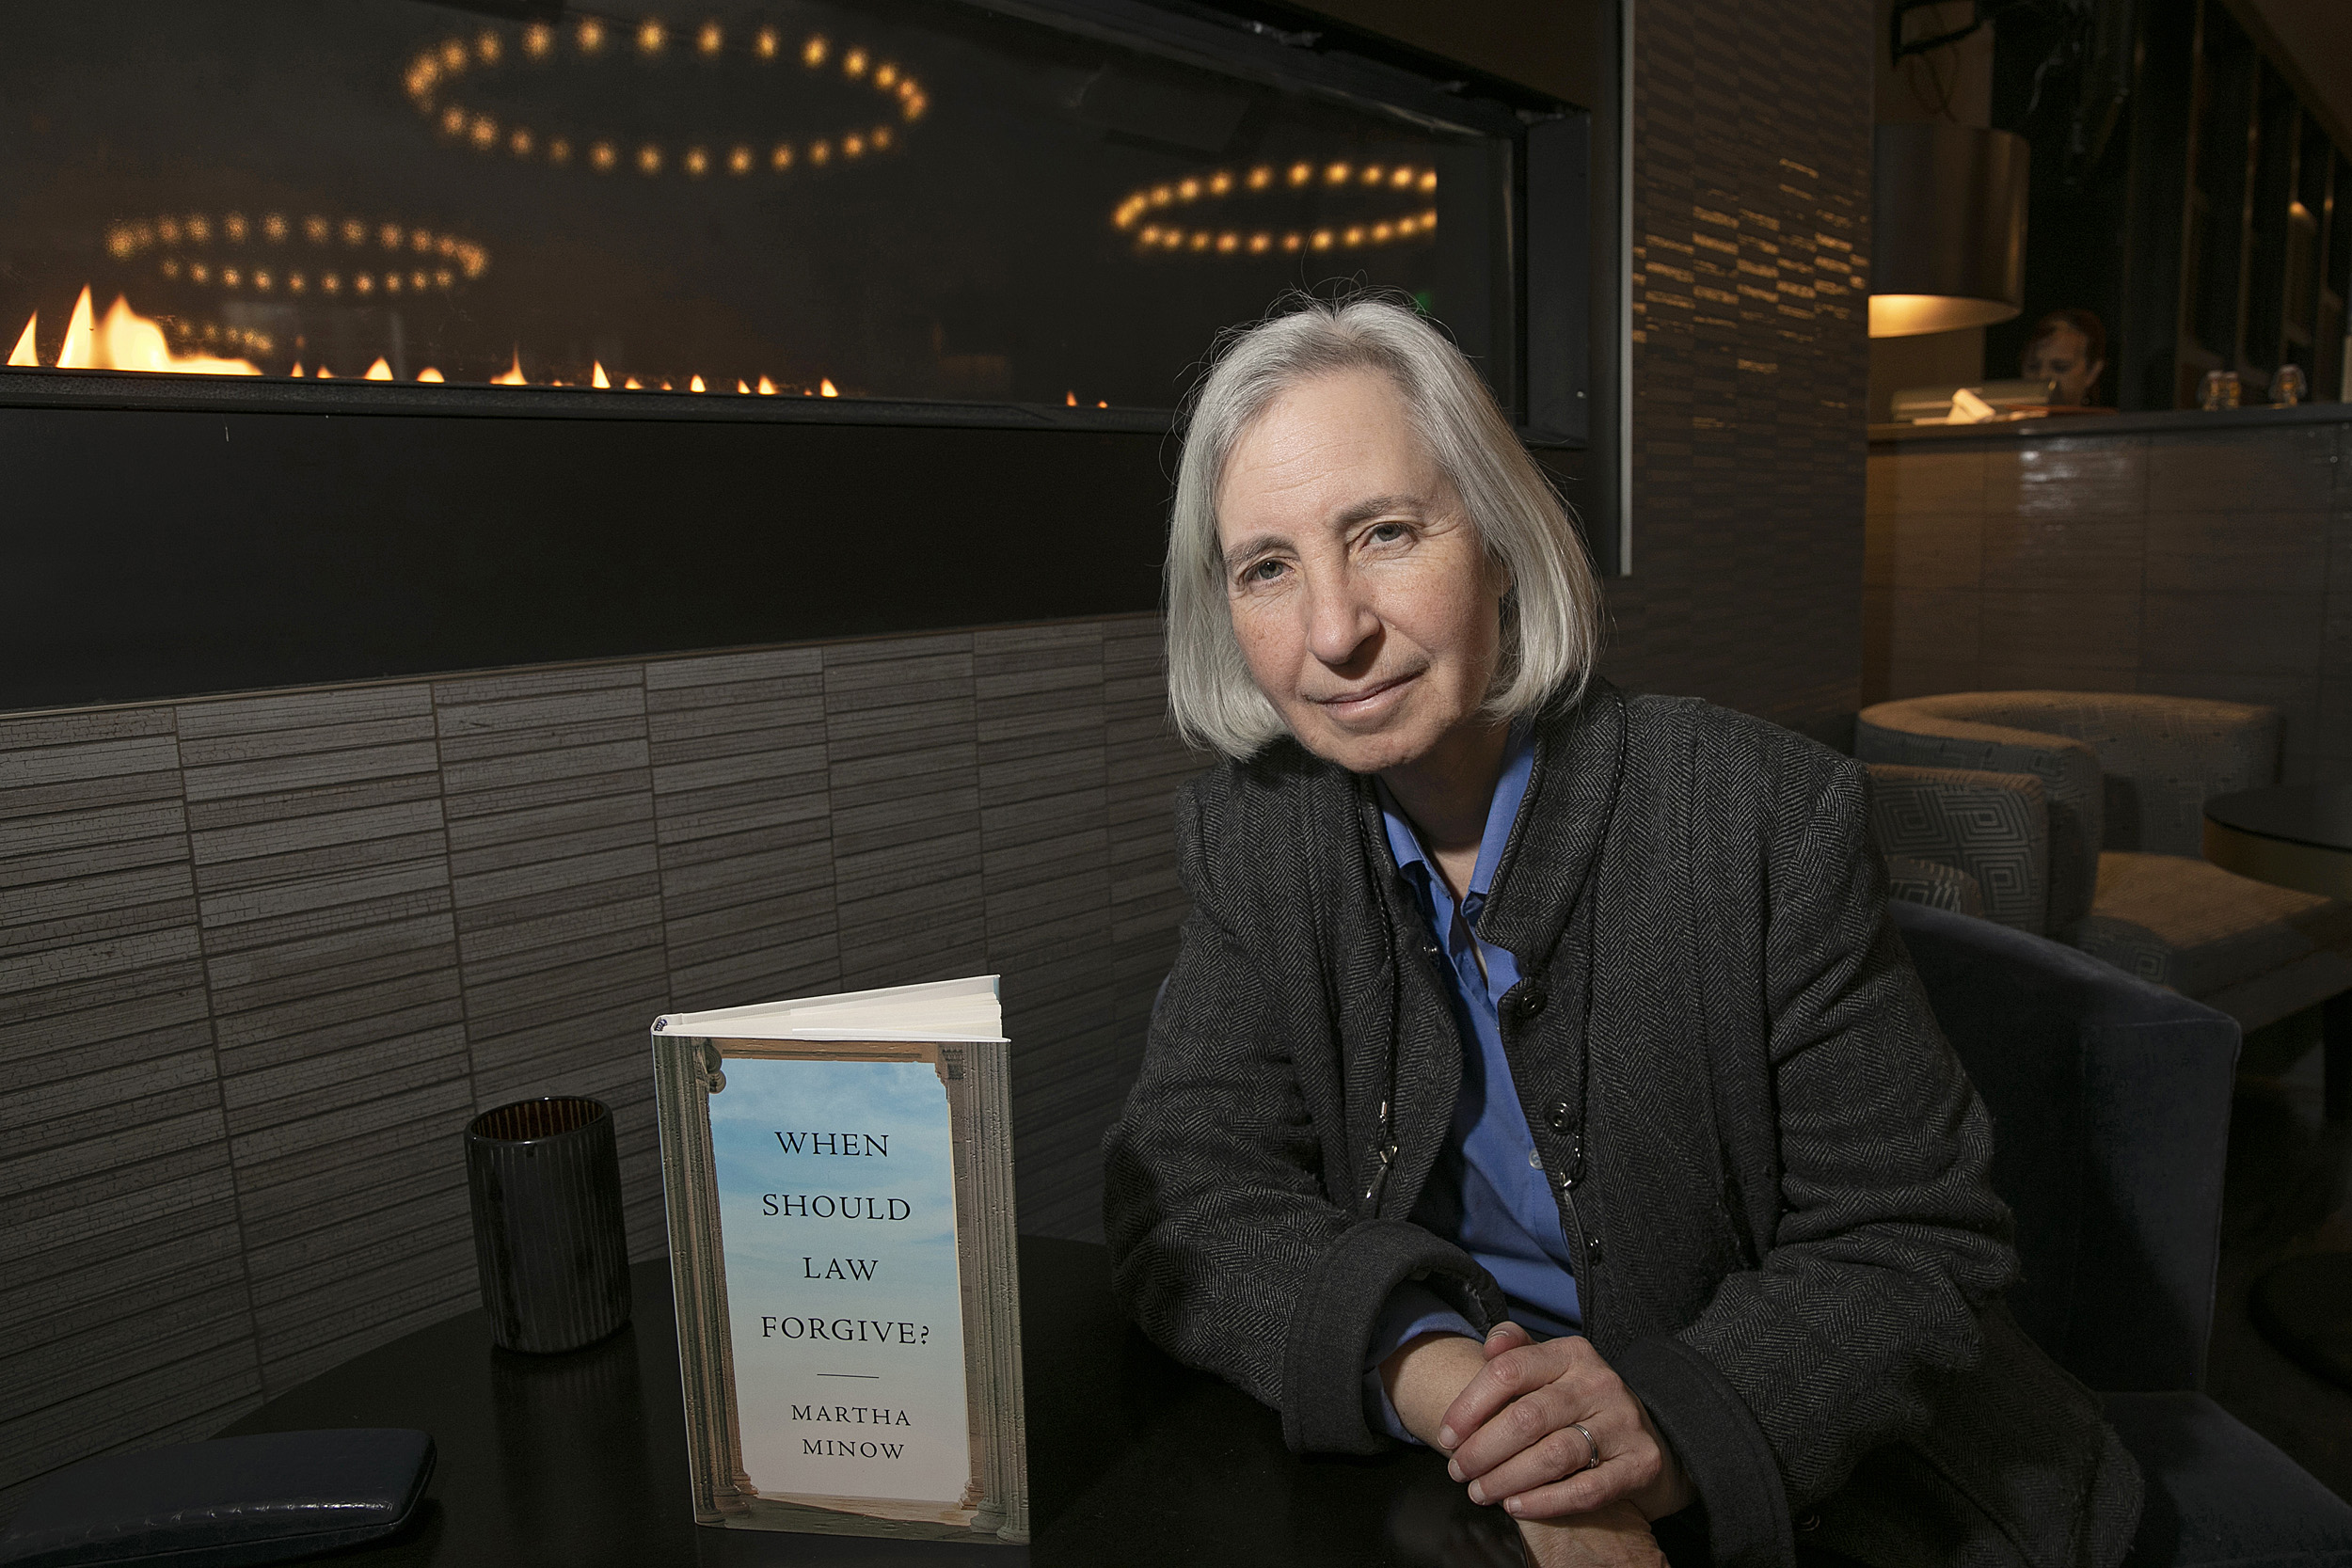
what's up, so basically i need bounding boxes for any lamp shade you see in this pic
[1870,122,2029,338]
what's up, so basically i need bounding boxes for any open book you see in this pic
[650,977,1027,1544]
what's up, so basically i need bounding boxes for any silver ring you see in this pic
[1570,1422,1600,1472]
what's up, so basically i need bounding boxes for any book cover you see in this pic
[650,976,1027,1544]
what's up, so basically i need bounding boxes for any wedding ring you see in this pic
[1570,1422,1600,1472]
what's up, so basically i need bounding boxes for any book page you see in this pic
[660,975,1002,1041]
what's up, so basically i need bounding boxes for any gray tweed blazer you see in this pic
[1102,681,2141,1568]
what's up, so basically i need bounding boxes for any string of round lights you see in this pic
[1110,159,1439,257]
[103,211,491,300]
[403,18,929,181]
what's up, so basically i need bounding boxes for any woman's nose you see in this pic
[1302,571,1379,667]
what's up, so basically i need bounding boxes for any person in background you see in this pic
[2021,308,2106,406]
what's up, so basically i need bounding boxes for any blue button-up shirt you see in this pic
[1363,723,1581,1439]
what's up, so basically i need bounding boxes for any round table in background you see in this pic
[2201,783,2352,1392]
[2202,784,2352,904]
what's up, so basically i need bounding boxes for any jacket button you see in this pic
[1548,1100,1573,1132]
[1516,986,1549,1021]
[1422,942,1442,960]
[1585,1235,1602,1262]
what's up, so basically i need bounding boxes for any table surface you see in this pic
[2203,784,2352,853]
[222,1237,1518,1568]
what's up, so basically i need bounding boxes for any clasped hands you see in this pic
[1383,1323,1692,1566]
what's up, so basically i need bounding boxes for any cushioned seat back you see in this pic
[1891,899,2241,1392]
[1876,691,2280,855]
[1858,698,2104,939]
[1867,764,2050,933]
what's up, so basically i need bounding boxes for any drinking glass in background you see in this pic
[2271,364,2308,407]
[2198,370,2243,411]
[466,1097,633,1353]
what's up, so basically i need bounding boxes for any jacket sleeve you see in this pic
[1615,752,2023,1566]
[1101,776,1502,1454]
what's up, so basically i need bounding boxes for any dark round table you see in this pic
[2201,784,2352,1391]
[222,1237,1522,1568]
[2202,784,2352,905]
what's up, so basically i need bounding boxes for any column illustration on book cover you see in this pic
[650,976,1026,1544]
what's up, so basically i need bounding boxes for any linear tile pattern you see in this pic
[1866,420,2352,785]
[0,612,1203,1522]
[183,687,472,1399]
[0,708,258,1528]
[1605,0,1873,748]
[436,666,673,1259]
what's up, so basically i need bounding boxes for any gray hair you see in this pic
[1165,293,1604,759]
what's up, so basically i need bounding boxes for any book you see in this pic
[650,975,1027,1544]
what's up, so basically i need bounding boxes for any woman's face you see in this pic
[1215,369,1505,777]
[2023,325,2103,406]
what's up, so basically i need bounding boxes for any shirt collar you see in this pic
[1375,721,1537,906]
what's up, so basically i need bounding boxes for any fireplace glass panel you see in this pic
[0,1,1517,411]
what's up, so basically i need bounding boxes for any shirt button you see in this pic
[1548,1100,1574,1132]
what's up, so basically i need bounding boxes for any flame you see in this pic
[56,286,96,367]
[9,288,842,395]
[52,289,262,374]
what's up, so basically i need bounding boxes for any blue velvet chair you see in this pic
[1893,898,2352,1567]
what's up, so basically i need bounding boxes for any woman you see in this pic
[2021,309,2106,408]
[1102,296,2141,1567]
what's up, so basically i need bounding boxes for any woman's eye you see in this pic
[1242,558,1285,584]
[1366,522,1408,546]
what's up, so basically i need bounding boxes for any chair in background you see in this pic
[1857,692,2352,1069]
[1893,899,2352,1567]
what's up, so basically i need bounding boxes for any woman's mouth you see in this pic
[1311,672,1417,719]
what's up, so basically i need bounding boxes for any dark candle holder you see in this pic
[465,1097,632,1354]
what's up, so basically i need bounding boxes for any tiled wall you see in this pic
[1865,419,2352,785]
[0,615,1200,1519]
[1607,0,1873,747]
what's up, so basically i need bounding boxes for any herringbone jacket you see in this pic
[1103,681,2141,1568]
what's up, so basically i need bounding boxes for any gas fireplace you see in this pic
[4,0,1553,414]
[0,0,1601,712]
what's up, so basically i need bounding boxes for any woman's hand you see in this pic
[1438,1323,1693,1523]
[1516,1502,1670,1567]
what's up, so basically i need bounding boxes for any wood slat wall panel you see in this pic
[0,611,1198,1519]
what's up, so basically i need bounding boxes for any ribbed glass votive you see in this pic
[465,1097,631,1354]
